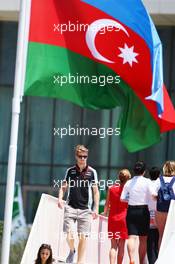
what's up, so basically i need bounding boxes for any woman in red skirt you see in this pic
[103,169,131,264]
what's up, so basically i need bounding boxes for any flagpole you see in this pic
[20,0,32,102]
[1,0,31,263]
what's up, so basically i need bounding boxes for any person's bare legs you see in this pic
[155,211,168,249]
[77,233,87,264]
[139,236,147,264]
[66,231,75,252]
[127,235,137,263]
[109,238,118,264]
[117,239,125,264]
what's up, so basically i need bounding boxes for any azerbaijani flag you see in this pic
[24,0,175,152]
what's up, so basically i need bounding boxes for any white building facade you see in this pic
[0,0,175,24]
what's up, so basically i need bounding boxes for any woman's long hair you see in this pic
[35,244,54,264]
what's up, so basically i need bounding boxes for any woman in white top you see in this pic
[153,161,175,249]
[121,161,153,264]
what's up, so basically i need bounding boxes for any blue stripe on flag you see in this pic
[82,0,164,114]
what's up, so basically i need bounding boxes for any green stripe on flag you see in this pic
[25,42,160,152]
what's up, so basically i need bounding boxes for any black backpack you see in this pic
[157,176,175,212]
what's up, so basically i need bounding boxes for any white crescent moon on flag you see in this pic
[86,19,129,63]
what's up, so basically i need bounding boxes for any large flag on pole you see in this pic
[24,0,175,152]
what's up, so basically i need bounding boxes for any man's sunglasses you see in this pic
[77,155,88,159]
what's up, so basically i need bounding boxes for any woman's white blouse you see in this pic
[121,176,154,205]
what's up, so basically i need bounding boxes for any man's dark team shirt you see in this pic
[64,164,98,210]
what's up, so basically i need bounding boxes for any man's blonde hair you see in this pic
[163,161,175,176]
[75,145,88,155]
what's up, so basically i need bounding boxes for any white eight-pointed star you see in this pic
[118,44,139,67]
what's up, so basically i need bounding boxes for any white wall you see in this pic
[143,0,175,14]
[0,0,20,11]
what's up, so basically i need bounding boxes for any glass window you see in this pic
[0,185,6,219]
[168,92,175,158]
[109,168,120,182]
[110,107,138,168]
[138,134,168,168]
[23,165,51,185]
[25,191,43,223]
[0,165,7,184]
[0,86,25,164]
[53,100,82,165]
[0,87,12,162]
[97,168,108,181]
[16,165,23,182]
[0,22,18,86]
[17,98,25,163]
[82,109,110,166]
[158,27,172,90]
[24,97,54,164]
[168,130,175,159]
[52,166,70,186]
[171,31,175,92]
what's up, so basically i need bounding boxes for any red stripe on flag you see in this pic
[28,0,175,132]
[160,86,175,132]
